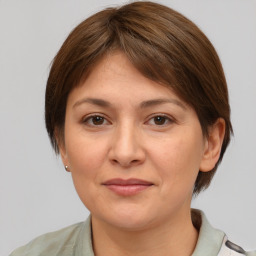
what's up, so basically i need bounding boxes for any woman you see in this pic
[10,1,255,256]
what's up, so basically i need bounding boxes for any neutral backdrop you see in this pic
[1,0,255,255]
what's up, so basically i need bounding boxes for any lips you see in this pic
[102,178,153,196]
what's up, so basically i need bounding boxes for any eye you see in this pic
[83,115,109,126]
[147,115,173,126]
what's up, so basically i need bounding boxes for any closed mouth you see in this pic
[102,178,153,196]
[102,178,153,186]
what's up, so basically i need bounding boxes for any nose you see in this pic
[108,122,146,168]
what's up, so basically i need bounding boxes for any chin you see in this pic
[96,206,158,231]
[110,217,154,231]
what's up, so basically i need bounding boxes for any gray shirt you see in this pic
[10,209,255,256]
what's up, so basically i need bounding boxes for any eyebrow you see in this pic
[73,98,112,109]
[73,97,186,110]
[140,98,186,110]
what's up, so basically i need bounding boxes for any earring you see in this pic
[65,165,70,172]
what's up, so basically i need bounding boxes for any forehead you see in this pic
[68,51,188,108]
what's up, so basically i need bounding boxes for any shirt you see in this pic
[10,209,255,256]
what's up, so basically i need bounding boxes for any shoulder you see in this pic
[191,209,256,256]
[9,222,84,256]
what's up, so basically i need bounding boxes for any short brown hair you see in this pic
[45,1,233,194]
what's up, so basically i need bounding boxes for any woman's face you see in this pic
[61,52,210,230]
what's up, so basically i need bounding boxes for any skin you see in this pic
[59,51,225,256]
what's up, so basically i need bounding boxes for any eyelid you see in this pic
[145,113,176,126]
[81,112,176,126]
[82,113,112,126]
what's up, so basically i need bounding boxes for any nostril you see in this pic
[111,159,119,164]
[111,158,141,168]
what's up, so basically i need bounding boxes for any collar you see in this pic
[75,209,225,256]
[75,215,94,256]
[192,209,225,256]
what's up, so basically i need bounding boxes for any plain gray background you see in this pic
[1,0,255,255]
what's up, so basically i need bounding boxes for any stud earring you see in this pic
[65,165,70,172]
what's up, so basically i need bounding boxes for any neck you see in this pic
[91,209,198,256]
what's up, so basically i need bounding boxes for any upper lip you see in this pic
[102,178,153,186]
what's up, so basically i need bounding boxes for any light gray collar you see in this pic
[192,209,225,256]
[76,210,225,256]
[75,215,94,256]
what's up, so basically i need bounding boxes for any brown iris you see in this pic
[92,116,105,125]
[154,116,167,125]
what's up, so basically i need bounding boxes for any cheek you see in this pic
[64,139,105,209]
[64,132,109,200]
[65,129,108,173]
[148,133,203,190]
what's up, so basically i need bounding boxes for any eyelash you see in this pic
[82,113,175,127]
[146,114,175,126]
[82,114,111,126]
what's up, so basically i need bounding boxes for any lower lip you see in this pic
[104,184,152,196]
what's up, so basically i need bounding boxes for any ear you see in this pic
[55,128,69,168]
[200,118,226,172]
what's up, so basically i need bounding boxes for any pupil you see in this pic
[154,116,165,125]
[93,116,104,125]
